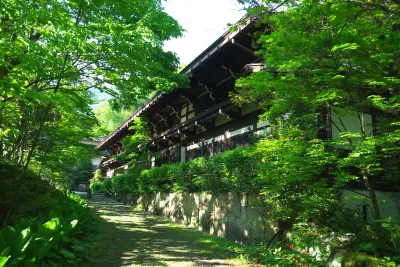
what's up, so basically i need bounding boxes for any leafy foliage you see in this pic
[0,193,91,266]
[118,118,154,169]
[89,169,104,193]
[99,145,259,195]
[91,101,135,137]
[97,2,400,264]
[89,169,103,185]
[0,0,188,175]
[0,162,92,266]
[233,0,400,264]
[90,182,103,194]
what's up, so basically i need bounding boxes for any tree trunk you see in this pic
[23,53,70,171]
[23,104,52,171]
[362,171,381,231]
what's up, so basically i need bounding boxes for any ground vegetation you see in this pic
[0,162,93,266]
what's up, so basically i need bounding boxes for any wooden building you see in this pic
[95,16,380,179]
[96,17,273,177]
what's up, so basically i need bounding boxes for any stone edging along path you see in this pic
[84,194,251,267]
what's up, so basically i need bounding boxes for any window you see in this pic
[180,104,195,123]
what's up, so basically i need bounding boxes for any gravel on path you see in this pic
[84,194,249,267]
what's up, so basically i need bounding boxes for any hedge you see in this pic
[100,145,261,195]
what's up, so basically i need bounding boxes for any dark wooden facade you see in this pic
[97,17,271,174]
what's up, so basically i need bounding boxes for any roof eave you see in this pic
[96,14,255,150]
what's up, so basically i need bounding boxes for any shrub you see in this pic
[89,169,104,184]
[0,191,92,266]
[190,157,217,192]
[111,174,131,194]
[169,162,192,193]
[90,182,104,193]
[0,162,93,266]
[213,146,258,193]
[102,179,113,195]
[103,145,259,196]
[0,162,58,227]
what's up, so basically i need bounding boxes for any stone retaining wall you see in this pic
[115,190,400,245]
[117,192,272,244]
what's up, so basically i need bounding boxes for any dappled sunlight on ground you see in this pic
[84,195,248,267]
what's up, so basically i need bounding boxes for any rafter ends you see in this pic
[195,120,213,130]
[181,129,196,138]
[225,110,240,120]
[168,136,180,144]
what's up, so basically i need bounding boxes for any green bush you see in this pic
[104,145,259,196]
[102,179,113,195]
[111,174,131,194]
[169,162,192,193]
[0,162,93,266]
[0,162,59,227]
[90,182,104,193]
[0,190,92,266]
[144,164,171,193]
[89,169,104,185]
[101,142,400,265]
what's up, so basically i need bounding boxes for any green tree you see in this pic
[90,169,104,184]
[234,0,399,232]
[119,117,153,170]
[0,0,188,170]
[92,101,134,136]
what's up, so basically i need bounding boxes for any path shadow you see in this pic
[83,195,244,267]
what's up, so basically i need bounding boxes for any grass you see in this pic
[83,195,257,267]
[161,220,251,263]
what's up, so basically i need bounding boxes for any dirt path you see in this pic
[84,195,249,267]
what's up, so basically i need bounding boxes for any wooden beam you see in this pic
[195,120,214,131]
[168,136,180,144]
[156,112,169,127]
[219,109,240,120]
[218,65,238,87]
[167,105,180,119]
[148,121,157,132]
[198,81,215,101]
[158,139,169,148]
[231,39,259,58]
[181,128,196,138]
[159,136,169,143]
[216,74,234,87]
[225,110,241,120]
[180,94,194,106]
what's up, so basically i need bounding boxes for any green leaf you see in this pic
[359,242,376,252]
[332,43,360,53]
[2,227,16,245]
[71,245,85,251]
[0,256,10,267]
[0,248,10,257]
[396,229,400,238]
[21,228,30,241]
[42,218,60,231]
[70,220,78,229]
[59,249,76,259]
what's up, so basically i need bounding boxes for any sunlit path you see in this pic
[84,195,248,267]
